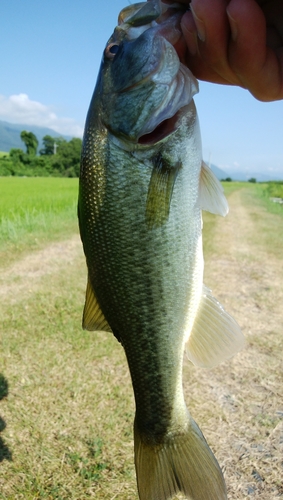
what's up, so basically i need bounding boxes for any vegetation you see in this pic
[0,180,282,499]
[0,131,82,177]
[254,181,283,218]
[0,177,79,265]
[20,131,38,156]
[263,180,283,199]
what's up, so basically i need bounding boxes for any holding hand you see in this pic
[168,0,283,101]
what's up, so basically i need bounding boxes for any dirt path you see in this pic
[183,188,283,499]
[0,235,84,305]
[204,189,283,339]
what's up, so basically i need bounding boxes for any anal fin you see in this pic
[186,285,245,368]
[82,276,112,333]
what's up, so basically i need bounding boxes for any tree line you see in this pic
[0,131,82,177]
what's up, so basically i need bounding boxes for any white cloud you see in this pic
[0,94,83,137]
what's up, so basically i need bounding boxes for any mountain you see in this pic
[0,120,72,152]
[225,170,283,182]
[207,163,283,182]
[208,163,228,181]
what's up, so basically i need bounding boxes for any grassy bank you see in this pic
[202,181,283,254]
[256,181,283,217]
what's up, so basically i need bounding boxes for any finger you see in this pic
[190,0,235,79]
[181,12,229,83]
[227,0,283,100]
[180,10,198,56]
[181,0,239,84]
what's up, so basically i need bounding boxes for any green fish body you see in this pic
[78,3,244,499]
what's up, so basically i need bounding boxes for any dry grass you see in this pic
[197,185,283,499]
[0,183,282,499]
[0,239,138,499]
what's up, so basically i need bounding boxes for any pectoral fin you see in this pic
[186,286,245,368]
[82,276,112,332]
[198,161,229,216]
[146,154,181,229]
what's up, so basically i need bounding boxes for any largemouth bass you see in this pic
[78,2,244,499]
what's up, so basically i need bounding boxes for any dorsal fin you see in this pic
[82,276,112,332]
[198,161,229,216]
[186,285,245,368]
[146,153,181,229]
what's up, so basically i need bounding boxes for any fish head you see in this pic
[97,1,199,146]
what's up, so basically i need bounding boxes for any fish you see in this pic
[78,2,245,499]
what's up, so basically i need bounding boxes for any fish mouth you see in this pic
[136,56,198,145]
[123,4,188,65]
[108,1,198,147]
[138,106,184,145]
[127,4,198,145]
[155,5,188,63]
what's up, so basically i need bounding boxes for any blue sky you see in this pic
[1,0,283,180]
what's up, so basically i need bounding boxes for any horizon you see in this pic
[0,111,282,183]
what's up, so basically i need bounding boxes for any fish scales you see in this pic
[80,104,201,429]
[78,2,244,499]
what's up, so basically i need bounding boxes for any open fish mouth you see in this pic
[118,1,198,144]
[138,106,186,145]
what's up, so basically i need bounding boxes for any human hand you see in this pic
[166,0,283,101]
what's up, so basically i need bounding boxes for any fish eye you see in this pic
[105,43,120,59]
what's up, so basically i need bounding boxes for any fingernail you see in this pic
[190,3,206,42]
[227,9,238,42]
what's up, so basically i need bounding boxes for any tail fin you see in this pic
[134,416,227,500]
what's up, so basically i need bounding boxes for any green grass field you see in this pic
[1,178,281,262]
[0,177,79,265]
[0,178,282,499]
